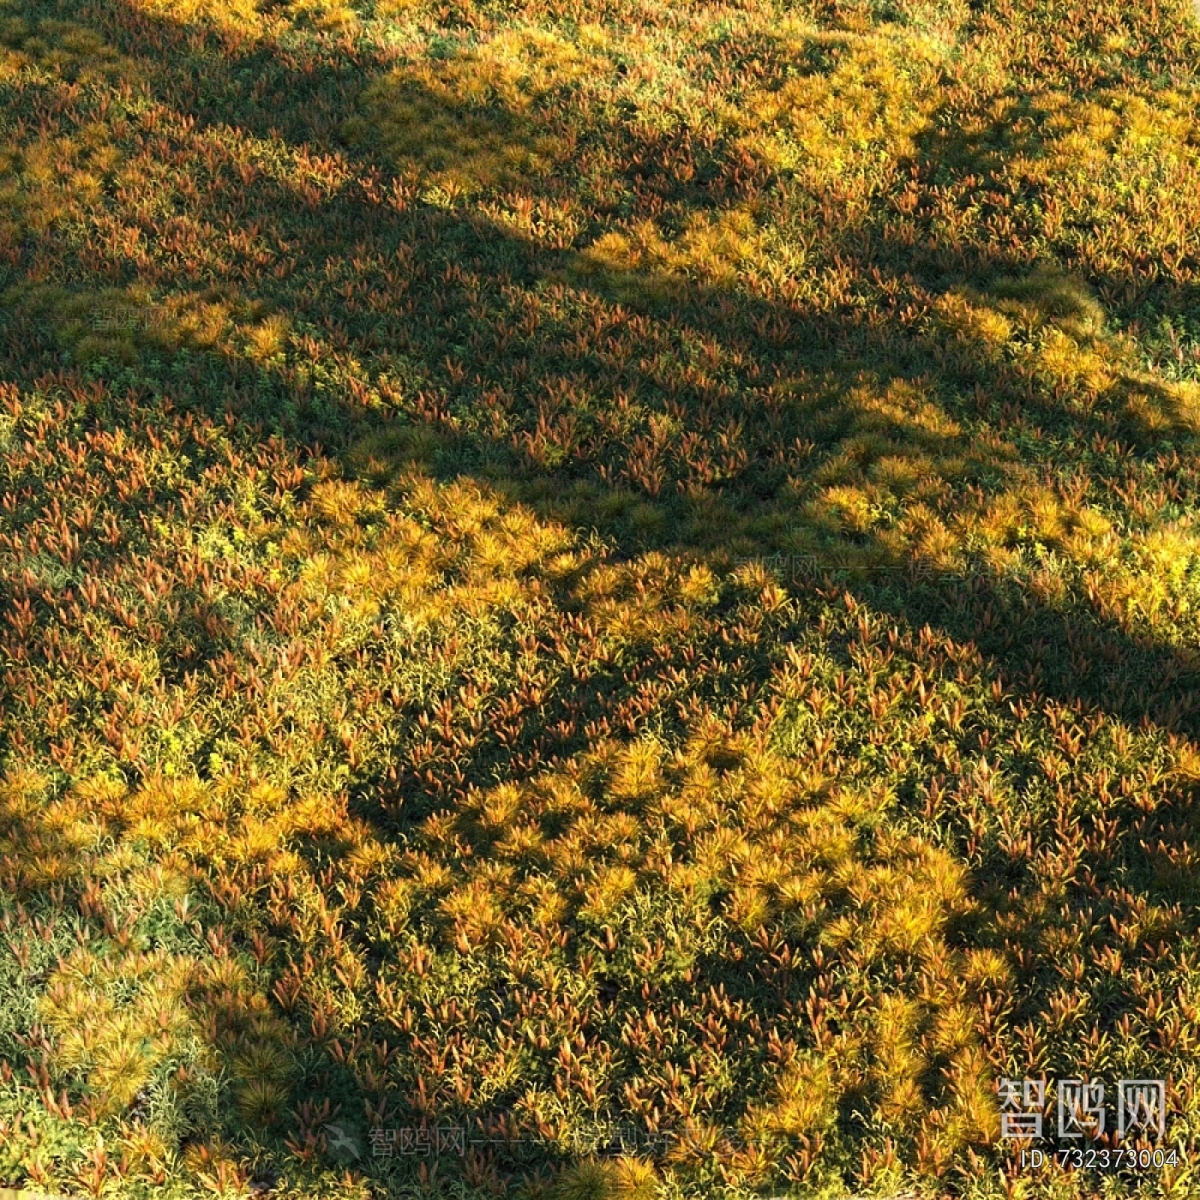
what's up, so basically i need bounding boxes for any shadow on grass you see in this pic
[3,0,1200,1193]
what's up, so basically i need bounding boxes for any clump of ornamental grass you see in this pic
[553,1157,657,1200]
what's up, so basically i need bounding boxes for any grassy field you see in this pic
[2,0,1200,1194]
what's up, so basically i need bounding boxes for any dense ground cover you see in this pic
[2,0,1200,1195]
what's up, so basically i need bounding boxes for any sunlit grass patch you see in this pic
[0,13,137,84]
[3,282,279,366]
[353,27,605,195]
[128,0,265,34]
[571,206,776,302]
[735,24,950,196]
[277,0,360,29]
[0,125,125,242]
[425,722,1004,1187]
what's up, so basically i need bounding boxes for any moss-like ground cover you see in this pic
[2,0,1200,1195]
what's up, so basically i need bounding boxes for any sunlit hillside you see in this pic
[2,0,1200,1195]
